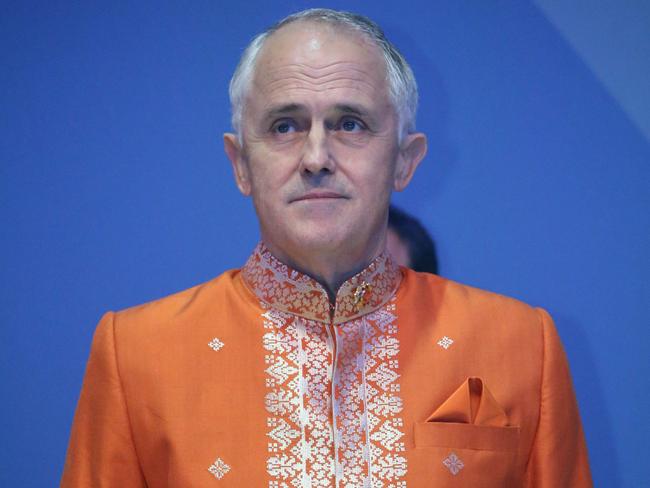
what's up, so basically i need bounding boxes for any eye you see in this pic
[339,117,365,132]
[272,120,297,134]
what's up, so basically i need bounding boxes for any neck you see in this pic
[262,236,387,303]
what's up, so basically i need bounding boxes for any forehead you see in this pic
[250,22,390,108]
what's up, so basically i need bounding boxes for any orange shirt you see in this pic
[61,244,591,487]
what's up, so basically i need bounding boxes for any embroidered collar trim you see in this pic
[241,242,401,324]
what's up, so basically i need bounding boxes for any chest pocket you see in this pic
[411,422,520,487]
[408,377,521,487]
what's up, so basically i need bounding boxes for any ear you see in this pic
[223,133,251,196]
[393,132,427,192]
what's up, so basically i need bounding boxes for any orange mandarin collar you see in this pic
[241,242,402,324]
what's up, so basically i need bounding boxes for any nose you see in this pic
[299,125,334,175]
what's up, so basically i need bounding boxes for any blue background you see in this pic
[1,1,648,486]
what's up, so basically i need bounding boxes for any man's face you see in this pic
[225,22,426,267]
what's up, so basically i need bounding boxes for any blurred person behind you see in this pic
[387,204,439,274]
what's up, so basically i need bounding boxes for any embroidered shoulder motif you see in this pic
[208,457,231,480]
[208,337,224,352]
[437,336,454,350]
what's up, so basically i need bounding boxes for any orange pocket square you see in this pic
[426,377,509,427]
[414,378,521,483]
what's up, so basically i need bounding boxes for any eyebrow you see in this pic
[332,103,369,117]
[263,103,306,119]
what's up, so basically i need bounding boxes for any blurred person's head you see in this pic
[387,205,438,274]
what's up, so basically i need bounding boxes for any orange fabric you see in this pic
[425,377,509,427]
[61,245,592,487]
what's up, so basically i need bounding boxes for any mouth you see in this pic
[290,191,347,203]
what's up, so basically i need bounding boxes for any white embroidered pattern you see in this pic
[208,457,231,479]
[263,308,334,487]
[208,337,224,352]
[242,243,401,324]
[262,301,407,487]
[333,302,407,486]
[442,452,464,475]
[437,336,454,350]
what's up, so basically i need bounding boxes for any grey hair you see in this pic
[228,8,418,141]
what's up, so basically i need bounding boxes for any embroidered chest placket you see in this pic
[244,244,407,487]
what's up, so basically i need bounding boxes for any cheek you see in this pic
[245,156,298,211]
[342,154,396,195]
[334,137,398,173]
[246,147,296,186]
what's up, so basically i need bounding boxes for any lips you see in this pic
[291,191,346,202]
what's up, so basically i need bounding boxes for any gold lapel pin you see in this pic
[353,282,372,309]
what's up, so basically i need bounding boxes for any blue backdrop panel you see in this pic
[1,1,648,486]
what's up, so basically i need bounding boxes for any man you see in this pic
[387,204,439,274]
[61,8,592,487]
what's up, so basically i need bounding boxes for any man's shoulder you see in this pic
[111,269,243,332]
[400,268,546,329]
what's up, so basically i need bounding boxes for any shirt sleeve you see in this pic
[524,308,592,487]
[61,312,147,487]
